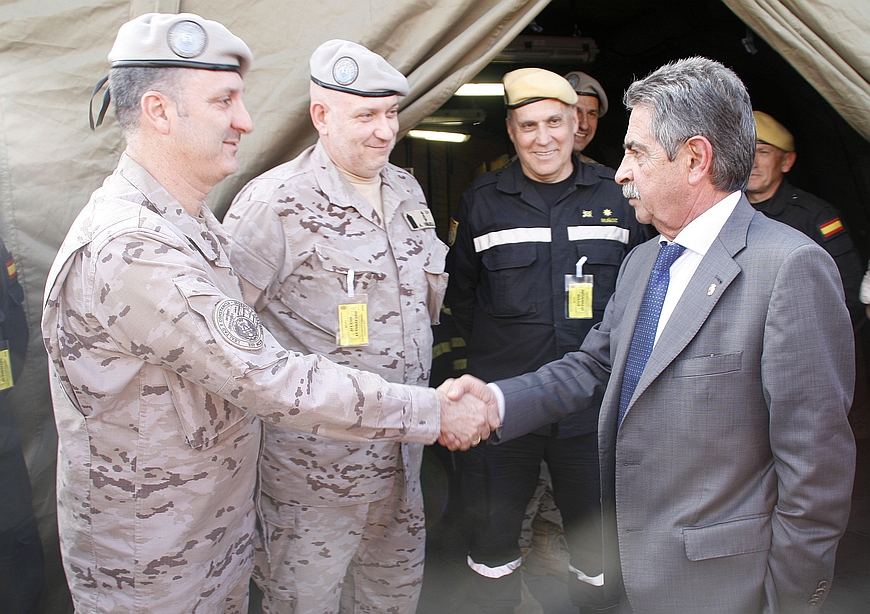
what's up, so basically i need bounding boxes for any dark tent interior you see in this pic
[394,0,870,263]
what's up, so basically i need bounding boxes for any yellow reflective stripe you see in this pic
[473,227,552,252]
[432,341,451,359]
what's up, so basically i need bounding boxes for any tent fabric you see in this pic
[722,0,870,142]
[0,0,548,610]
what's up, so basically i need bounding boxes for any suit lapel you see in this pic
[622,197,755,418]
[598,239,658,434]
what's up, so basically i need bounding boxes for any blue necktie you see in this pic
[617,242,686,426]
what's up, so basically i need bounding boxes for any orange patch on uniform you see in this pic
[819,218,844,238]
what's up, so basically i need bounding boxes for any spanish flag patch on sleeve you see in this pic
[5,256,16,280]
[819,218,844,238]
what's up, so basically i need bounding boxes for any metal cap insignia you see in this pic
[213,299,264,351]
[168,20,208,59]
[333,56,359,86]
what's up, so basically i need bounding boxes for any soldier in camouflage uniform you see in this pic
[42,15,494,614]
[224,40,447,614]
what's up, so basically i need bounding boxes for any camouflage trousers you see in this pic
[519,461,564,551]
[253,476,426,614]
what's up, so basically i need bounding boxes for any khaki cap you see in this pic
[754,111,794,152]
[503,68,578,109]
[108,13,252,76]
[310,39,409,97]
[564,71,608,116]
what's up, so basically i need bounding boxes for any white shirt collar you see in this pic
[667,191,741,255]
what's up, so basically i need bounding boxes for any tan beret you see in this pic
[108,13,252,77]
[503,68,578,109]
[310,39,409,97]
[564,70,608,116]
[754,111,794,152]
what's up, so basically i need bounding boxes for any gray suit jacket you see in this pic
[497,197,856,613]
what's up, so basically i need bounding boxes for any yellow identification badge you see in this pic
[565,256,593,319]
[338,302,369,346]
[0,345,13,391]
[566,282,593,319]
[337,269,369,346]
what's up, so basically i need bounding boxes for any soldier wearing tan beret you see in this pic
[747,111,863,323]
[43,15,495,614]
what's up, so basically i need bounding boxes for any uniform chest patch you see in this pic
[404,209,436,230]
[213,299,264,350]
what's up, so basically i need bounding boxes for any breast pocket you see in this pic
[575,242,624,312]
[672,352,743,378]
[313,243,383,293]
[480,244,539,317]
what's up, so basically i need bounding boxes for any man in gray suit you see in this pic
[447,57,856,613]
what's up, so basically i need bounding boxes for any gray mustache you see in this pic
[622,182,641,200]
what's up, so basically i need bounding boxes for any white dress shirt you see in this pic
[656,190,740,344]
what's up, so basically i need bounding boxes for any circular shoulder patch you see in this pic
[566,73,581,90]
[333,56,359,86]
[213,299,264,351]
[167,20,208,59]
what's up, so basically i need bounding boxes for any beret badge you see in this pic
[333,56,359,86]
[167,20,208,59]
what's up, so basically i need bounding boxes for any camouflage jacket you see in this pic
[41,154,440,612]
[225,141,448,505]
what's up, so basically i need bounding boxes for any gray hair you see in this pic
[623,57,755,192]
[108,66,187,136]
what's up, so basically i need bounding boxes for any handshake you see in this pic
[435,375,501,451]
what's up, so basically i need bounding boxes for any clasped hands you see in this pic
[436,374,500,451]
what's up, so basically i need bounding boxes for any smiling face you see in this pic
[506,98,577,184]
[314,90,400,178]
[573,95,600,153]
[171,69,253,189]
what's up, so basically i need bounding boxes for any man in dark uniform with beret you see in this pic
[0,236,44,613]
[446,68,649,613]
[747,111,864,324]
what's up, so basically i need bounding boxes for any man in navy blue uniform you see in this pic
[747,111,863,325]
[445,68,649,613]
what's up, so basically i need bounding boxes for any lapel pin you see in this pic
[707,283,716,296]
